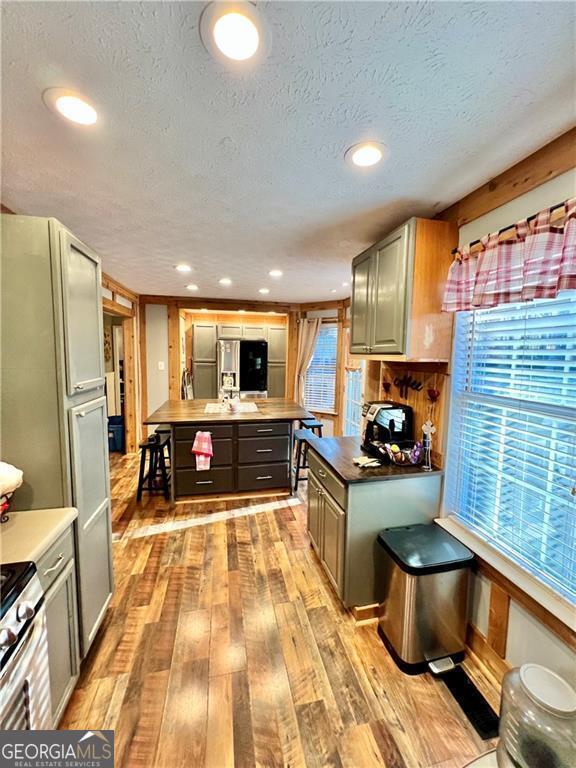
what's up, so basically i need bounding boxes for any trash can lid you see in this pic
[377,523,474,575]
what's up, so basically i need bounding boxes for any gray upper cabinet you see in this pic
[350,218,457,361]
[1,214,113,659]
[69,396,113,655]
[371,223,410,354]
[193,323,217,362]
[218,323,242,339]
[268,326,287,363]
[350,250,373,353]
[60,230,105,396]
[243,325,268,340]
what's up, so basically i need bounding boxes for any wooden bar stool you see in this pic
[293,428,314,492]
[299,418,324,437]
[154,425,172,468]
[137,433,171,501]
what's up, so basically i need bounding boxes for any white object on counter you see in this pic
[463,751,497,767]
[0,507,78,564]
[0,461,23,495]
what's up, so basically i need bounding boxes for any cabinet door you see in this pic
[268,363,286,397]
[193,362,217,398]
[60,230,105,396]
[243,325,268,340]
[371,223,411,354]
[218,324,242,339]
[193,323,217,362]
[45,557,80,725]
[268,326,287,363]
[350,250,373,353]
[69,397,113,655]
[321,492,345,596]
[307,473,323,554]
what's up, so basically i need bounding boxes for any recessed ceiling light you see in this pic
[342,282,350,287]
[345,142,385,168]
[219,277,232,286]
[200,308,209,312]
[186,284,199,291]
[175,264,192,273]
[269,270,283,278]
[259,288,270,295]
[200,2,266,63]
[238,309,246,313]
[43,88,98,125]
[331,289,338,293]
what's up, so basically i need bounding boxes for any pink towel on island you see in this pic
[191,431,213,471]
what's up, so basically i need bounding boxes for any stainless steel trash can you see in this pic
[377,523,474,674]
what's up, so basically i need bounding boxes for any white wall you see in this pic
[458,171,576,680]
[145,304,169,420]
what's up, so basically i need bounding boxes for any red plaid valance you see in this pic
[442,198,576,312]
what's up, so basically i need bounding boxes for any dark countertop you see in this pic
[144,397,312,425]
[307,436,443,485]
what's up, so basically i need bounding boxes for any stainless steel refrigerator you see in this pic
[217,339,268,398]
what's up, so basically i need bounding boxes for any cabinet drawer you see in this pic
[175,467,234,496]
[308,451,348,510]
[37,526,75,593]
[175,438,233,468]
[237,463,290,491]
[238,436,290,464]
[174,424,233,440]
[237,422,290,438]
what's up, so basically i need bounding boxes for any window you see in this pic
[344,362,365,436]
[445,294,576,603]
[304,323,338,412]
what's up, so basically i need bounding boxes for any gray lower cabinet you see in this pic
[1,215,113,660]
[308,470,346,597]
[192,361,217,398]
[268,363,286,397]
[307,447,443,608]
[37,526,80,726]
[69,397,114,655]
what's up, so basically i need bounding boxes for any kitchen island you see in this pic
[144,398,312,498]
[303,435,443,610]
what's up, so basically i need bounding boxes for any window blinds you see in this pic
[445,293,576,603]
[304,324,338,412]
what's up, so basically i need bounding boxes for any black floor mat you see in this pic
[441,666,499,740]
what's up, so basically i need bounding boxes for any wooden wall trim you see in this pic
[102,272,139,303]
[487,583,510,659]
[437,127,576,228]
[477,558,576,651]
[122,316,138,453]
[102,297,133,318]
[140,294,294,313]
[139,304,148,431]
[167,304,180,401]
[466,623,511,684]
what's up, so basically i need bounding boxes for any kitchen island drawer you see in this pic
[238,436,290,464]
[237,422,290,438]
[37,526,75,593]
[308,450,348,509]
[237,463,290,490]
[175,438,233,468]
[174,424,233,441]
[175,467,234,496]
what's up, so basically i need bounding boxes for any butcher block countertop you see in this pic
[144,397,313,425]
[307,436,443,485]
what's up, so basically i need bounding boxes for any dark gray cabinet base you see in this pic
[173,421,293,498]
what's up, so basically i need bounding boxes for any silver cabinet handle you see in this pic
[256,475,273,480]
[196,480,213,485]
[44,553,64,576]
[74,384,85,390]
[256,449,273,453]
[317,469,327,478]
[257,428,273,433]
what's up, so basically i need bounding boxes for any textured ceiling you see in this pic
[2,1,575,302]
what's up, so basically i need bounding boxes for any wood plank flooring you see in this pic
[61,452,496,767]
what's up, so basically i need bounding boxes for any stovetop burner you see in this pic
[0,561,37,619]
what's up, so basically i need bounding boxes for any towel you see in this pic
[191,431,213,471]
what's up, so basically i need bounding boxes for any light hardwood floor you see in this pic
[61,452,497,767]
